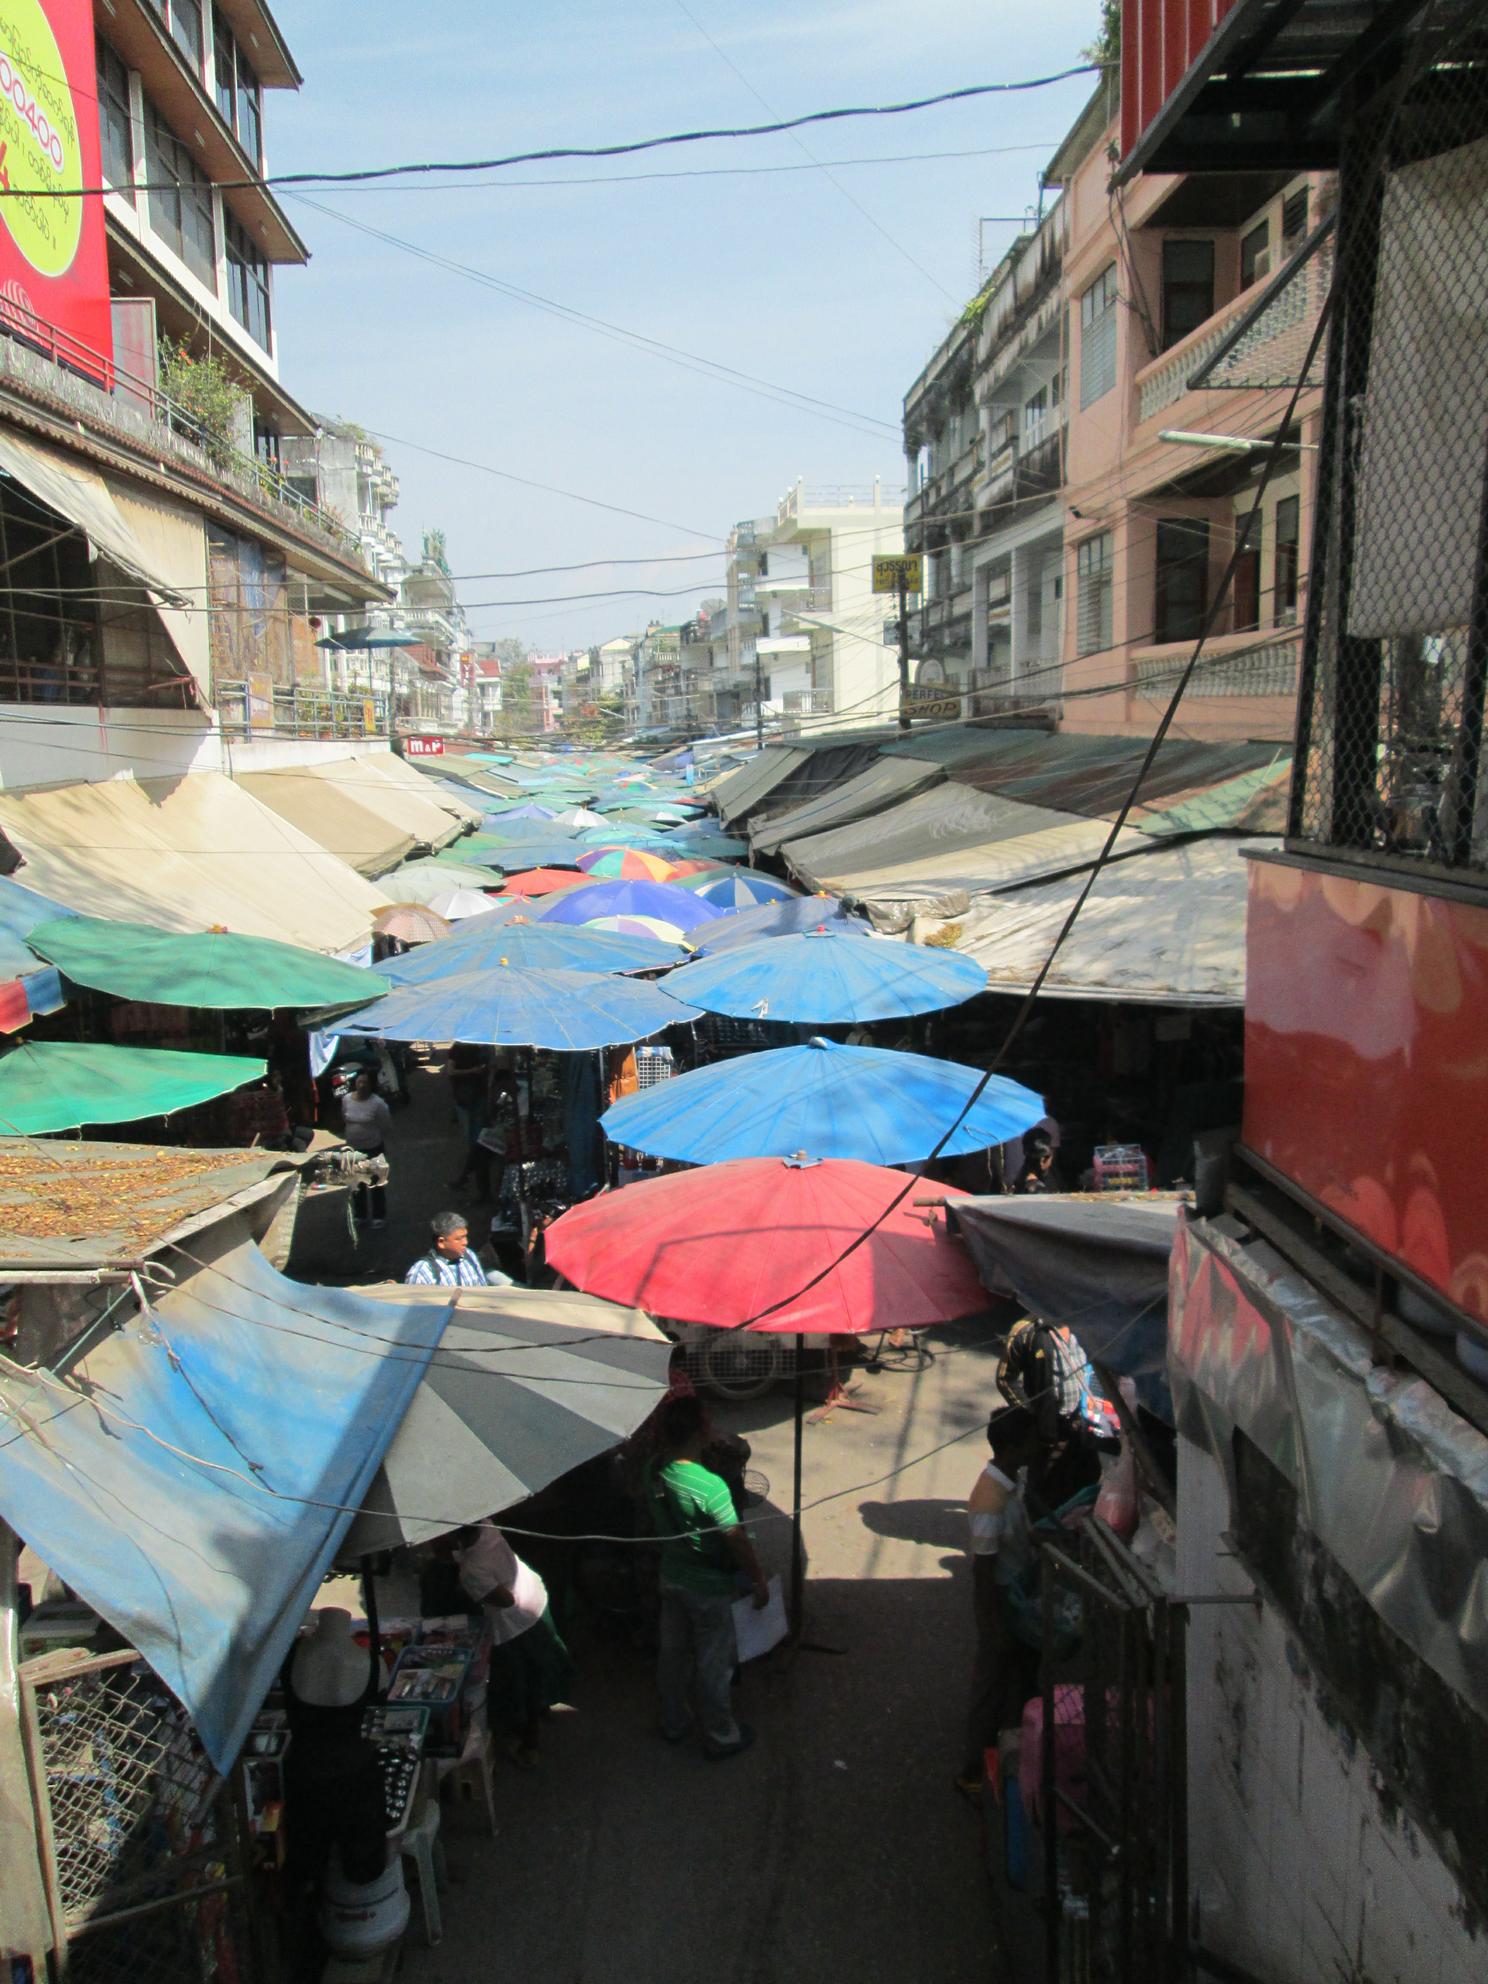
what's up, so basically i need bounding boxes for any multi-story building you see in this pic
[0,1,387,781]
[724,484,905,734]
[1060,73,1327,739]
[528,654,564,733]
[466,650,503,733]
[281,422,404,597]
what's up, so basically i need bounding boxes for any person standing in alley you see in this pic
[956,1405,1044,1802]
[455,1522,573,1768]
[405,1209,512,1287]
[341,1069,391,1228]
[643,1393,769,1760]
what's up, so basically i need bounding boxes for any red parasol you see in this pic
[544,1157,984,1333]
[494,868,593,899]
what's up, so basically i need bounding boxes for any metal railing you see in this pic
[0,311,359,557]
[1136,257,1327,422]
[214,678,385,739]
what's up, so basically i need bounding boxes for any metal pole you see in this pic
[754,645,765,751]
[897,577,911,730]
[790,1332,805,1631]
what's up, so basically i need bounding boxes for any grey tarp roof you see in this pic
[749,755,944,854]
[948,1194,1182,1419]
[783,784,1106,908]
[912,837,1272,1005]
[713,748,811,825]
[743,740,887,823]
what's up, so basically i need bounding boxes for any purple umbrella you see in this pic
[537,879,727,927]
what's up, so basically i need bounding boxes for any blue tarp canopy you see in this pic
[0,1242,446,1769]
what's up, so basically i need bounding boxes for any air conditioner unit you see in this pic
[1250,247,1272,283]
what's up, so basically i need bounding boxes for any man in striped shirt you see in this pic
[404,1210,512,1288]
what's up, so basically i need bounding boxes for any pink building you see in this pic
[1059,101,1329,738]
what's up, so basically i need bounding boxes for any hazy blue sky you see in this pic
[269,2,1100,649]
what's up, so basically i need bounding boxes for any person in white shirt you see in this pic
[454,1522,573,1767]
[957,1404,1045,1800]
[341,1070,391,1228]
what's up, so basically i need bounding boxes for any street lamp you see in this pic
[1159,429,1319,452]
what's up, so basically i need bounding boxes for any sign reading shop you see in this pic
[0,1,114,373]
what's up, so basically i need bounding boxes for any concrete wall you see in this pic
[1179,1433,1483,1984]
[0,711,394,791]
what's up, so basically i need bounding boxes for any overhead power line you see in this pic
[1,71,1098,199]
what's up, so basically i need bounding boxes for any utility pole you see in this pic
[897,575,911,731]
[754,644,765,750]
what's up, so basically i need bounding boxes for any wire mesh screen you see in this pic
[1193,217,1336,394]
[22,1651,254,1983]
[1293,17,1488,872]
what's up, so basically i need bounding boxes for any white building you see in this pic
[726,483,905,734]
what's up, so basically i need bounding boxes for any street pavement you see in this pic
[293,1058,1010,1980]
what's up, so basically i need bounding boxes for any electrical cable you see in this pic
[6,71,1100,200]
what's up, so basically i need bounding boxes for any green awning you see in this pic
[0,1042,266,1134]
[26,917,387,1012]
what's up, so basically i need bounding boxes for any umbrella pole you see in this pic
[790,1331,805,1632]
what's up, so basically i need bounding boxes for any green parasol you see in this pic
[0,1041,266,1134]
[26,916,386,1012]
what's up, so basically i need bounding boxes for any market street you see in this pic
[400,1328,1005,1984]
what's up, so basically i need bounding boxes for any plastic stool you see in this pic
[398,1800,446,1947]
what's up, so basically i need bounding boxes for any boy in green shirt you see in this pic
[643,1394,769,1759]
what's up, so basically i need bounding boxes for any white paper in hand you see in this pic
[732,1575,788,1662]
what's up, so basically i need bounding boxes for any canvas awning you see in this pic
[749,755,944,854]
[107,484,212,692]
[712,747,811,825]
[0,1242,444,1769]
[237,755,469,878]
[0,773,387,953]
[370,752,483,828]
[0,431,194,606]
[948,1195,1182,1420]
[913,838,1269,1005]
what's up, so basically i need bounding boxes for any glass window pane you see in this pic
[1161,239,1215,350]
[238,75,262,165]
[1155,519,1209,644]
[213,8,235,126]
[170,0,203,72]
[96,38,134,198]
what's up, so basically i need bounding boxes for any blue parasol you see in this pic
[471,841,587,873]
[668,928,987,1021]
[664,831,748,859]
[685,870,799,910]
[537,878,727,928]
[601,1036,1044,1164]
[685,895,873,953]
[336,962,698,1050]
[375,916,680,980]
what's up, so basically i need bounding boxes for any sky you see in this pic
[267,1,1102,651]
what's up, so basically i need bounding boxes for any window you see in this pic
[145,105,217,286]
[1241,220,1270,290]
[1154,519,1210,645]
[1080,265,1118,407]
[1161,239,1215,350]
[96,38,134,199]
[1075,532,1113,655]
[1232,515,1262,633]
[1281,187,1309,252]
[1023,385,1048,446]
[1274,496,1300,623]
[226,212,271,348]
[166,0,203,72]
[213,9,262,163]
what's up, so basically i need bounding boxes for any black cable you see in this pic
[5,71,1099,200]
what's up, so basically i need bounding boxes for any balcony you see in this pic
[1129,626,1302,699]
[782,690,834,715]
[0,316,361,564]
[214,680,384,741]
[778,480,905,524]
[756,634,812,656]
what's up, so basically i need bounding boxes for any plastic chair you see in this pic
[434,1711,499,1837]
[398,1799,446,1947]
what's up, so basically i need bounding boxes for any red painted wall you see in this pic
[1243,858,1488,1323]
[0,0,113,373]
[1120,0,1240,162]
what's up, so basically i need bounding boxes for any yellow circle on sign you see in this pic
[0,0,84,279]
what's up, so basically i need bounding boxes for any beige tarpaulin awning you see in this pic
[910,837,1270,1006]
[238,757,468,877]
[0,773,386,953]
[108,485,211,692]
[368,751,483,827]
[749,754,943,854]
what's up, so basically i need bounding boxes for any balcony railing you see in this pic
[215,679,385,740]
[1129,627,1302,699]
[0,312,360,559]
[1135,246,1328,423]
[781,689,833,715]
